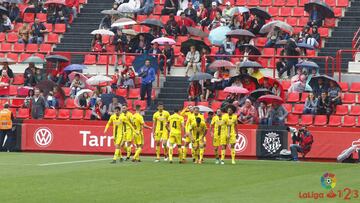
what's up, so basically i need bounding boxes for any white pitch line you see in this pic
[38,158,111,166]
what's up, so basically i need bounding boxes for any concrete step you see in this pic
[156,98,186,105]
[160,88,188,94]
[157,92,188,99]
[163,81,189,88]
[61,38,92,44]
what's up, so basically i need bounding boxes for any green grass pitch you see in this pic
[0,153,359,203]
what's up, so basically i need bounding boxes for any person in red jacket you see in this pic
[290,126,314,161]
[177,12,195,35]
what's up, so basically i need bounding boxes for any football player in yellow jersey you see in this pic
[167,109,184,164]
[104,107,133,163]
[152,102,170,162]
[210,109,228,165]
[189,117,207,164]
[224,105,238,165]
[132,104,152,162]
[181,106,194,162]
[121,105,134,160]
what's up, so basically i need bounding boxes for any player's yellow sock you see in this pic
[199,148,204,161]
[221,149,225,161]
[231,148,235,162]
[169,147,173,161]
[123,145,127,157]
[164,147,168,157]
[113,149,120,160]
[191,148,195,160]
[183,147,187,160]
[178,148,182,160]
[156,146,160,159]
[134,147,142,160]
[127,145,132,158]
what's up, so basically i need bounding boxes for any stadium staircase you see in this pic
[144,76,189,120]
[54,0,114,63]
[318,0,359,73]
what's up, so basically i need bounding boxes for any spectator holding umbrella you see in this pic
[328,80,341,109]
[307,5,323,27]
[0,14,12,32]
[279,39,300,78]
[70,73,85,98]
[298,26,310,43]
[79,92,91,108]
[303,92,318,115]
[23,63,36,86]
[290,127,314,161]
[242,77,256,92]
[165,13,180,37]
[161,42,175,75]
[91,34,105,52]
[312,77,328,97]
[161,0,179,15]
[138,59,156,109]
[112,29,128,53]
[258,102,269,125]
[187,80,202,102]
[249,15,264,35]
[268,103,288,126]
[31,88,47,119]
[238,99,257,124]
[223,36,235,55]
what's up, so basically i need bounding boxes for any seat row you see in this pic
[283,104,360,116]
[286,114,359,127]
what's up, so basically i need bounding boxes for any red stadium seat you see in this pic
[44,109,57,119]
[281,80,291,91]
[324,18,336,28]
[263,48,275,56]
[335,105,348,115]
[125,56,135,66]
[343,116,356,127]
[314,115,327,126]
[26,44,38,53]
[299,0,307,6]
[127,100,133,110]
[279,7,292,17]
[260,0,272,6]
[300,92,309,103]
[128,88,141,99]
[287,0,298,6]
[293,104,304,114]
[12,74,24,85]
[211,101,222,111]
[39,43,52,53]
[19,53,31,62]
[44,23,53,32]
[328,115,341,127]
[0,99,9,108]
[184,101,195,107]
[1,43,12,52]
[10,98,25,108]
[286,114,299,125]
[247,0,260,6]
[36,13,47,22]
[7,53,18,62]
[23,13,35,23]
[65,99,76,109]
[83,54,96,65]
[293,7,304,17]
[216,90,228,101]
[255,37,266,47]
[153,5,162,15]
[84,109,92,120]
[134,100,147,110]
[17,108,29,119]
[283,103,292,113]
[7,33,18,43]
[349,105,360,116]
[137,15,147,22]
[338,82,348,92]
[13,23,23,32]
[62,87,71,97]
[287,92,299,103]
[350,82,360,92]
[298,17,308,27]
[300,115,313,126]
[46,33,59,44]
[325,0,336,6]
[116,88,127,97]
[342,93,356,104]
[285,18,297,27]
[97,55,108,65]
[71,109,84,120]
[197,101,209,107]
[318,28,329,37]
[58,109,70,119]
[9,108,17,118]
[268,7,279,16]
[9,85,18,96]
[337,0,349,7]
[13,43,25,53]
[334,8,343,17]
[273,0,285,6]
[0,33,5,42]
[54,24,66,33]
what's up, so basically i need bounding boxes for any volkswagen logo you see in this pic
[235,133,247,152]
[34,127,54,147]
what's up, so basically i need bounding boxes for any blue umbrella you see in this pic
[132,54,159,73]
[209,26,231,46]
[295,61,319,69]
[64,64,87,72]
[297,42,315,50]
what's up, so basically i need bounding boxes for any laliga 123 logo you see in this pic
[34,127,54,147]
[321,173,336,190]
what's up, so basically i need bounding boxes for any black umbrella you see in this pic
[229,75,259,87]
[129,33,155,53]
[309,75,340,89]
[140,19,164,28]
[226,29,256,38]
[180,39,210,55]
[274,39,288,48]
[305,0,334,18]
[239,60,263,69]
[0,6,8,15]
[238,44,261,55]
[35,80,65,99]
[249,88,274,100]
[100,94,126,108]
[187,27,209,38]
[249,7,271,20]
[45,55,69,63]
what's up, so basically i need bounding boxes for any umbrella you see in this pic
[257,95,284,104]
[75,89,93,107]
[111,18,137,27]
[45,54,69,63]
[22,55,45,64]
[296,61,319,70]
[122,29,138,36]
[229,74,259,87]
[187,27,209,38]
[224,86,249,94]
[91,29,115,36]
[274,39,288,48]
[0,57,15,65]
[226,29,255,38]
[208,60,236,70]
[64,64,87,72]
[238,44,261,55]
[151,37,176,45]
[180,39,210,55]
[209,26,231,46]
[132,54,159,73]
[44,0,65,6]
[0,6,8,16]
[309,75,340,89]
[297,42,315,50]
[101,9,121,15]
[196,105,213,113]
[249,88,273,100]
[100,94,126,107]
[239,60,263,69]
[260,20,293,34]
[140,19,164,28]
[305,0,334,18]
[230,7,250,16]
[258,76,280,87]
[86,75,112,86]
[249,7,271,20]
[188,72,213,81]
[35,80,65,98]
[4,0,22,4]
[68,72,91,89]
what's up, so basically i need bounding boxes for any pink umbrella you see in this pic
[151,37,176,45]
[224,86,249,94]
[68,72,91,89]
[209,60,236,70]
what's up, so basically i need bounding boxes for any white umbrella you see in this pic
[91,29,115,36]
[259,20,293,34]
[111,18,137,27]
[122,29,138,36]
[0,57,15,65]
[75,89,93,107]
[151,37,176,45]
[86,75,112,86]
[196,105,213,113]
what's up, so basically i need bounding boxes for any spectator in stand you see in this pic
[184,2,197,23]
[135,0,154,15]
[298,26,310,43]
[24,63,36,86]
[265,27,282,47]
[56,4,71,29]
[222,93,237,108]
[47,4,57,24]
[117,0,141,13]
[307,5,323,27]
[222,1,232,24]
[303,92,318,115]
[132,34,150,53]
[271,83,281,97]
[288,75,306,93]
[202,79,214,101]
[187,80,202,102]
[79,92,90,108]
[70,74,85,98]
[53,86,65,108]
[34,1,47,14]
[24,89,34,108]
[212,67,227,90]
[30,18,48,44]
[1,63,14,84]
[312,78,328,97]
[0,14,12,32]
[260,77,271,90]
[91,34,105,52]
[18,23,31,44]
[138,59,155,108]
[197,3,209,27]
[185,46,200,77]
[238,99,257,124]
[149,42,162,56]
[279,39,300,79]
[215,46,230,61]
[317,91,332,116]
[291,67,303,84]
[307,26,320,47]
[99,15,112,30]
[242,77,256,92]
[0,70,10,86]
[9,3,20,22]
[208,11,223,30]
[328,81,341,109]
[268,103,288,126]
[66,0,78,18]
[161,42,175,75]
[34,68,45,85]
[161,0,179,15]
[208,1,221,22]
[31,88,46,119]
[177,12,195,35]
[223,36,235,55]
[165,13,180,36]
[111,69,120,90]
[230,15,242,30]
[231,78,243,88]
[149,26,163,38]
[119,66,136,89]
[91,100,107,120]
[113,29,128,53]
[248,15,264,35]
[108,97,122,115]
[46,91,58,109]
[90,90,100,107]
[258,102,269,125]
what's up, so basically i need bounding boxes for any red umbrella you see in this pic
[257,95,284,104]
[44,0,66,6]
[224,86,249,94]
[258,76,285,99]
[208,60,236,70]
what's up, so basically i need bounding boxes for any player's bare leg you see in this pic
[133,144,143,162]
[163,140,168,161]
[111,144,121,164]
[214,147,220,164]
[155,140,161,162]
[230,144,236,165]
[126,141,132,160]
[183,141,190,163]
[199,144,205,164]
